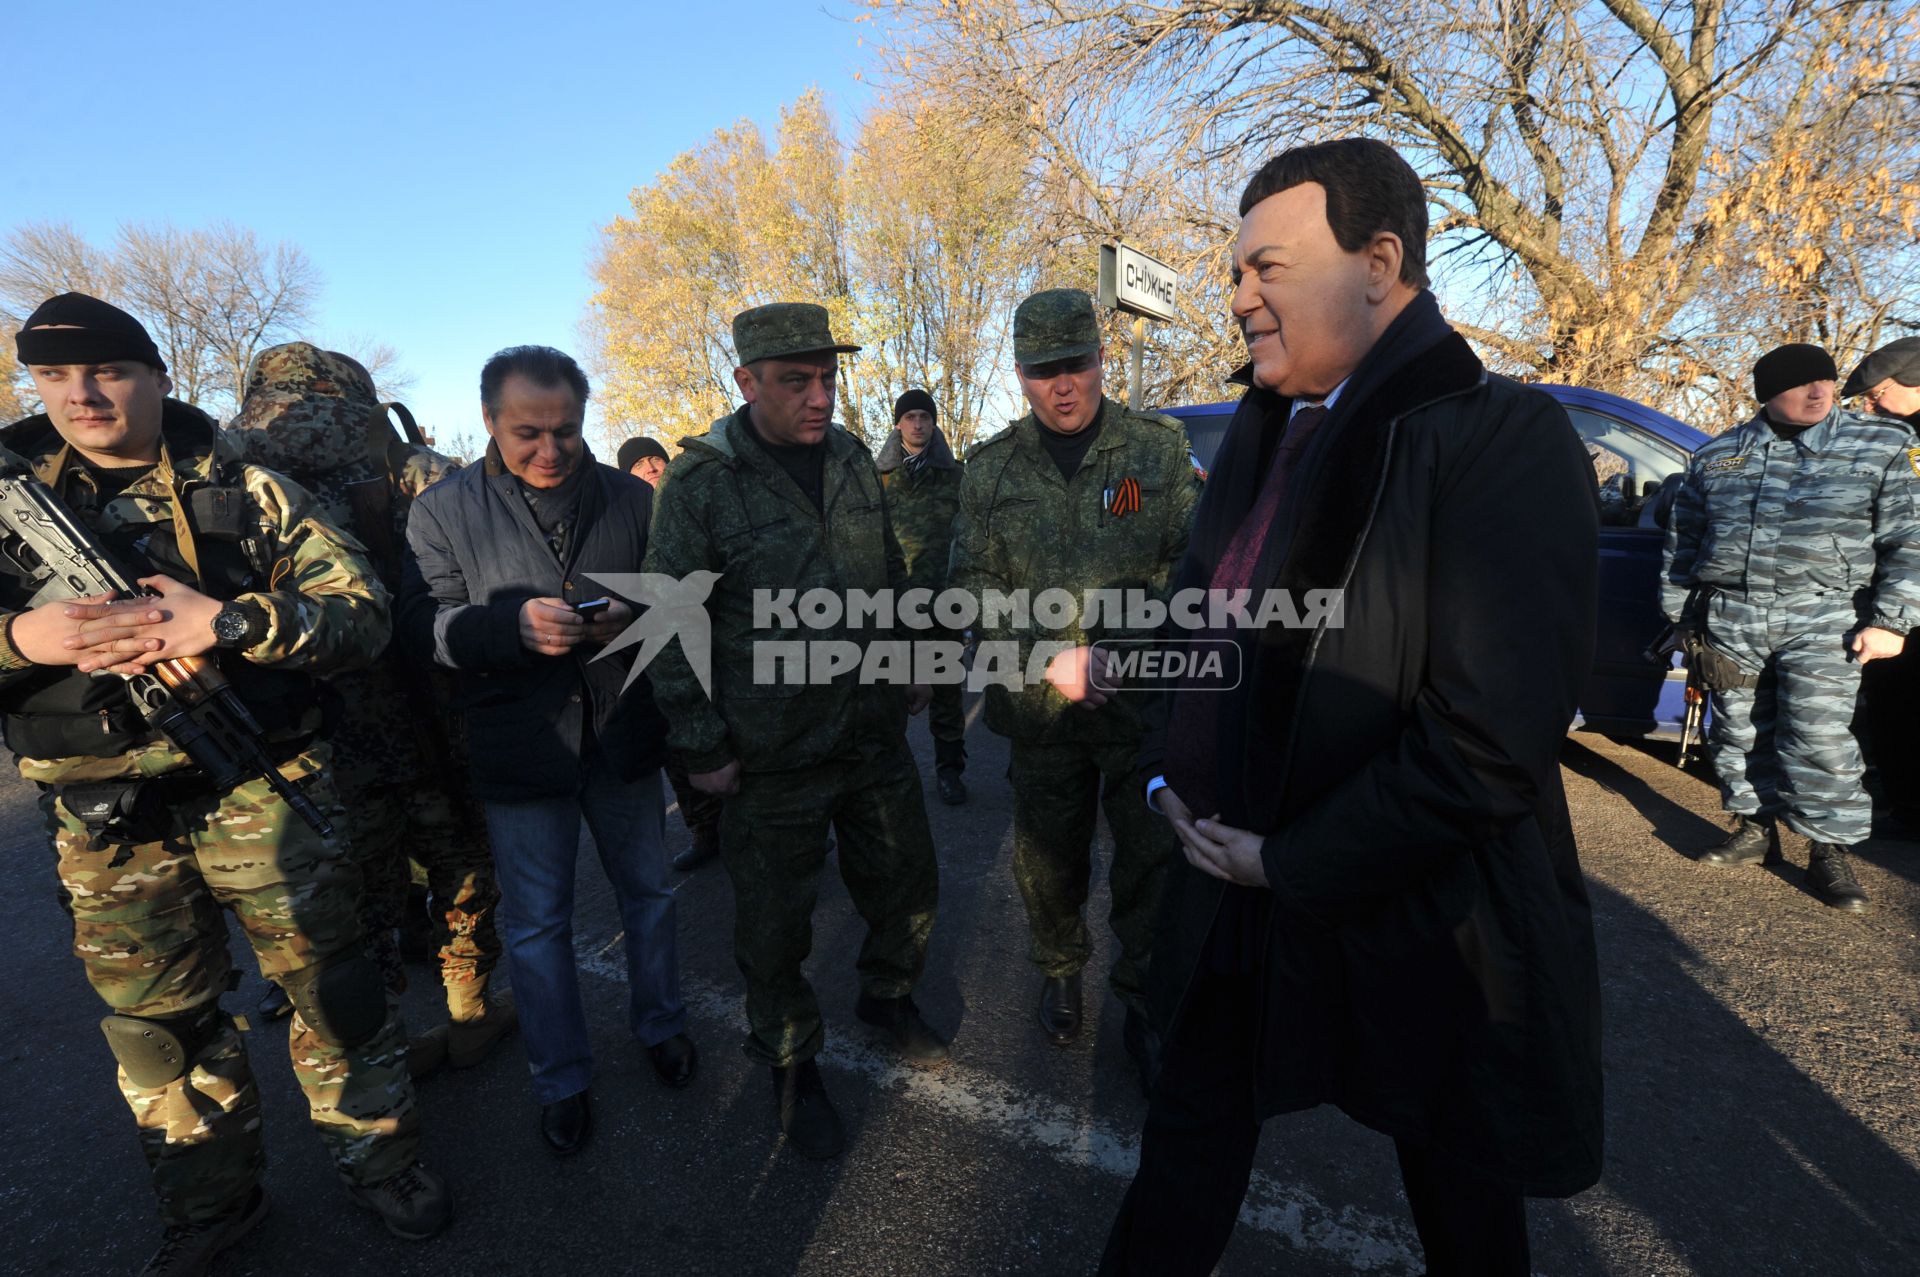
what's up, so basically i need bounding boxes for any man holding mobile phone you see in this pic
[400,345,697,1157]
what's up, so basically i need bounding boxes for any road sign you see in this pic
[1098,243,1179,322]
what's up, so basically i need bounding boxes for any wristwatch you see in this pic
[210,600,270,650]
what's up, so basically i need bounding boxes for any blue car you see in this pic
[1163,386,1710,742]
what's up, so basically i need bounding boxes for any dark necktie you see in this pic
[1162,404,1329,819]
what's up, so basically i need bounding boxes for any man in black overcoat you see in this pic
[1099,138,1604,1276]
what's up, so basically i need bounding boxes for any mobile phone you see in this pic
[574,597,612,617]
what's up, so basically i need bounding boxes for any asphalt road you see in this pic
[2,703,1916,1276]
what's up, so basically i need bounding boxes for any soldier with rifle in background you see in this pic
[0,295,450,1274]
[229,343,515,1076]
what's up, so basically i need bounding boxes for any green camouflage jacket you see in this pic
[227,342,464,793]
[0,402,390,784]
[875,426,963,593]
[642,406,911,775]
[952,396,1201,743]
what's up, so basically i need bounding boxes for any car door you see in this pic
[1561,403,1694,738]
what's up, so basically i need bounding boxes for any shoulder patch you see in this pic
[1908,445,1919,479]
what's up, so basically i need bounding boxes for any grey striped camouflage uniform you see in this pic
[1662,406,1920,844]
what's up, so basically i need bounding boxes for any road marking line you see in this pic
[575,936,1419,1272]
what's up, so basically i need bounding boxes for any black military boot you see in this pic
[670,825,720,873]
[346,1162,454,1240]
[855,993,950,1067]
[1701,816,1779,866]
[1806,843,1870,912]
[771,1059,844,1160]
[934,739,967,805]
[138,1188,268,1277]
[1038,973,1083,1044]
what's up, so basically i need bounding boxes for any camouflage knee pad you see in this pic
[281,951,387,1048]
[99,1004,226,1088]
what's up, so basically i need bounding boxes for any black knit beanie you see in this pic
[893,388,937,425]
[14,292,166,372]
[616,436,670,472]
[1753,343,1837,403]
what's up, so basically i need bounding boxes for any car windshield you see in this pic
[1567,407,1689,527]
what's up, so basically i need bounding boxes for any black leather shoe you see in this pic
[671,830,719,873]
[1702,816,1778,865]
[648,1033,700,1088]
[855,994,950,1067]
[1122,1007,1162,1099]
[1038,974,1082,1044]
[1806,842,1869,912]
[936,771,968,806]
[539,1090,591,1156]
[771,1060,844,1160]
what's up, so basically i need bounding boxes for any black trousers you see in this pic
[1099,969,1530,1277]
[1860,645,1920,823]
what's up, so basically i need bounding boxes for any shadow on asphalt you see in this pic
[1564,735,1920,923]
[1546,736,1920,1273]
[1561,738,1726,856]
[1548,872,1920,1275]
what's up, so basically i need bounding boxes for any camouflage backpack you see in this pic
[227,342,443,579]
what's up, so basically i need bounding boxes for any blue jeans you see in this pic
[483,757,685,1104]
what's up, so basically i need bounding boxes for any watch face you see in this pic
[213,607,250,644]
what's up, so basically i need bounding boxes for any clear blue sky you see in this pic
[6,1,876,449]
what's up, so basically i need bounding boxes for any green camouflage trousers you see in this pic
[926,679,967,774]
[347,778,502,994]
[663,750,724,844]
[721,740,940,1067]
[1008,737,1177,1013]
[52,749,420,1224]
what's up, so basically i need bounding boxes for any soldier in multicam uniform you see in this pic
[0,295,450,1275]
[1664,342,1920,910]
[228,343,515,1075]
[951,288,1200,1091]
[643,303,946,1160]
[874,387,969,804]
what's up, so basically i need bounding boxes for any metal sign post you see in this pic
[1098,242,1180,410]
[1129,316,1146,410]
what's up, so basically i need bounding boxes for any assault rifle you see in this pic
[1646,621,1708,770]
[0,462,333,837]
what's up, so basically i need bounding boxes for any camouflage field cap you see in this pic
[1014,289,1101,366]
[732,302,861,367]
[228,342,383,480]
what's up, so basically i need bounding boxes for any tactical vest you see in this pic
[0,409,322,762]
